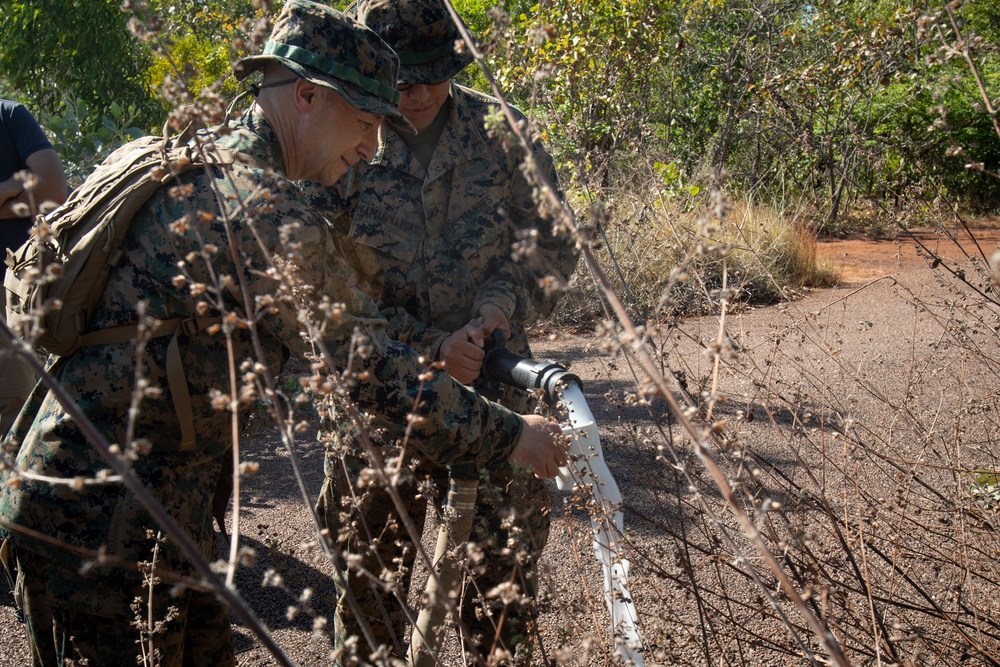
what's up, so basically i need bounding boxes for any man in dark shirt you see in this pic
[0,99,67,436]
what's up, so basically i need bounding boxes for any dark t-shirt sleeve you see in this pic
[2,102,53,168]
[1,101,55,251]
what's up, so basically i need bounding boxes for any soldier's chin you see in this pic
[404,109,434,131]
[321,162,349,187]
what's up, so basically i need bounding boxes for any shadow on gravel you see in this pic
[235,424,327,506]
[225,533,339,654]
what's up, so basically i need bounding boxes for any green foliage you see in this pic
[4,0,999,256]
[653,161,701,199]
[451,0,496,29]
[39,99,145,190]
[969,470,1000,509]
[919,59,1000,211]
[2,0,998,235]
[153,0,257,40]
[472,0,1000,235]
[144,0,260,108]
[484,0,680,186]
[0,0,160,133]
[146,33,240,110]
[0,0,266,183]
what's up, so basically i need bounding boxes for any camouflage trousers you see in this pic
[316,450,551,666]
[15,550,234,667]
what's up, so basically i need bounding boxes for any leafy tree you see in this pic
[0,0,160,132]
[733,0,926,226]
[144,0,260,111]
[470,0,682,190]
[5,0,997,224]
[913,0,1000,211]
[471,0,1000,226]
[43,99,146,189]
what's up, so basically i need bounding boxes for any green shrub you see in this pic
[0,0,160,134]
[40,99,145,190]
[969,470,1000,509]
[147,33,239,111]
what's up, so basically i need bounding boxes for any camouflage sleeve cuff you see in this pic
[471,288,517,324]
[400,324,449,361]
[426,330,449,363]
[381,307,446,356]
[475,401,522,471]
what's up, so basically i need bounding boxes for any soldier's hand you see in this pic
[510,414,567,479]
[436,323,486,384]
[477,303,511,340]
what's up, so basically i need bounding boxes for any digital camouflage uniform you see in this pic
[0,3,527,665]
[309,79,578,662]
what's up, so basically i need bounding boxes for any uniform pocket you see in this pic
[444,189,506,262]
[350,195,422,265]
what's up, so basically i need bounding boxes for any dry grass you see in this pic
[553,190,838,329]
[530,227,1000,666]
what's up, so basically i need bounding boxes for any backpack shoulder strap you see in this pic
[75,138,252,452]
[79,316,218,451]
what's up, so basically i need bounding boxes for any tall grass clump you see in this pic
[555,181,834,328]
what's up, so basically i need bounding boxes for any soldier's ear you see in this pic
[292,78,320,112]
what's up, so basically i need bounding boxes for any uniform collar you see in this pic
[216,109,288,176]
[371,84,489,178]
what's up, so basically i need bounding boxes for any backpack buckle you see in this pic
[181,317,200,336]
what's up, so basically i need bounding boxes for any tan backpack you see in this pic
[3,134,239,450]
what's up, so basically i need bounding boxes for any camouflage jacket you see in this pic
[307,84,579,409]
[0,111,521,581]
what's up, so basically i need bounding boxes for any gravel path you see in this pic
[2,230,999,666]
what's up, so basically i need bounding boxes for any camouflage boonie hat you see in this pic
[360,0,475,85]
[235,0,410,127]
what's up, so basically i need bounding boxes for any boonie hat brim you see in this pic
[396,47,474,86]
[234,0,415,132]
[361,0,475,85]
[235,50,411,131]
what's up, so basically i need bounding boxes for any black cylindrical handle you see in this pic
[481,345,581,404]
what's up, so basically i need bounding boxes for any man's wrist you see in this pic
[0,173,24,193]
[475,401,522,471]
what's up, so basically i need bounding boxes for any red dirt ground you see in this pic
[816,227,1000,284]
